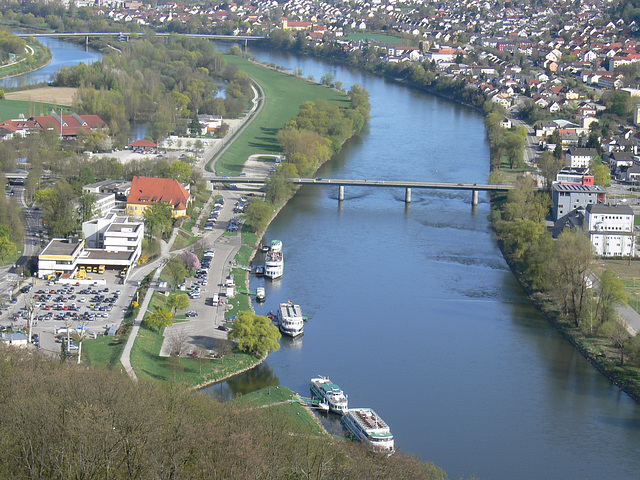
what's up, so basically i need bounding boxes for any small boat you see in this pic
[278,302,304,337]
[310,376,348,414]
[254,265,265,275]
[260,244,270,252]
[342,407,395,455]
[256,286,266,302]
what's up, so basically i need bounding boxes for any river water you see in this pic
[0,36,101,88]
[9,40,640,479]
[203,48,640,480]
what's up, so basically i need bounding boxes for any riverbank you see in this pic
[0,41,52,81]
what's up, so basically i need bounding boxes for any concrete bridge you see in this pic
[207,176,516,206]
[16,32,265,49]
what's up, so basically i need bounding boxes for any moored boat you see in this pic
[270,239,283,252]
[265,249,284,279]
[342,408,395,455]
[310,376,349,414]
[278,302,304,337]
[256,286,266,302]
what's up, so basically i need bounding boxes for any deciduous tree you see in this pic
[145,308,173,332]
[166,292,189,316]
[229,311,281,356]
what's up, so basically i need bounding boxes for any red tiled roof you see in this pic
[127,176,192,211]
[129,139,157,147]
[29,113,107,136]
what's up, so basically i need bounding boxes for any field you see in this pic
[4,86,76,105]
[0,87,76,121]
[213,54,348,175]
[343,32,405,44]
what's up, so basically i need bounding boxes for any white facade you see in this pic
[83,213,143,258]
[566,148,597,168]
[584,204,635,257]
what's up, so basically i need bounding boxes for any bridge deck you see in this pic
[206,176,515,192]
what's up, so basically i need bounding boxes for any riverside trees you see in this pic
[229,311,281,356]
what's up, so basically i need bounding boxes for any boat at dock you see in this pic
[278,302,304,337]
[270,239,282,252]
[310,376,349,414]
[256,286,265,302]
[342,407,395,455]
[265,250,284,279]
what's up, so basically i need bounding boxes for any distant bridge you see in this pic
[207,176,516,205]
[16,32,265,42]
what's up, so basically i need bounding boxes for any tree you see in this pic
[145,308,173,332]
[244,199,272,233]
[180,250,200,271]
[164,256,187,289]
[320,73,334,86]
[166,293,189,316]
[0,234,17,264]
[79,192,98,223]
[547,229,595,326]
[590,159,611,187]
[595,269,627,327]
[600,319,632,365]
[229,311,281,356]
[538,151,565,190]
[143,201,173,240]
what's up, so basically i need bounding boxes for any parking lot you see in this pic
[0,270,134,355]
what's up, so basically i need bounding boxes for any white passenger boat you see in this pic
[264,248,284,279]
[256,286,266,302]
[270,239,283,252]
[310,376,349,414]
[278,302,304,337]
[342,408,395,455]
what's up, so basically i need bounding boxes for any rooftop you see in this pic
[586,204,634,215]
[40,238,85,257]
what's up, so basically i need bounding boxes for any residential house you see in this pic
[0,112,106,139]
[552,183,606,221]
[126,176,193,219]
[566,148,597,168]
[609,151,635,179]
[583,204,635,257]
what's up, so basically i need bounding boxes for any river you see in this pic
[0,36,101,88]
[203,47,640,480]
[9,40,640,480]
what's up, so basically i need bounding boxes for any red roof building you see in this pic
[129,139,157,151]
[126,176,193,219]
[0,112,106,138]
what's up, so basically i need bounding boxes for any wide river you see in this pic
[204,47,640,479]
[9,39,640,479]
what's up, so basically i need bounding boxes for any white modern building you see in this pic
[583,204,635,257]
[566,148,597,168]
[38,214,144,280]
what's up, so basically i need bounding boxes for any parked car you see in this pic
[217,325,230,332]
[185,311,198,317]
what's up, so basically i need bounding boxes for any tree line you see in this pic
[0,345,449,480]
[245,85,371,231]
[491,178,640,372]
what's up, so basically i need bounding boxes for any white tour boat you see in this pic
[264,249,284,279]
[256,286,266,302]
[310,376,349,414]
[270,239,283,252]
[342,407,395,455]
[278,302,304,337]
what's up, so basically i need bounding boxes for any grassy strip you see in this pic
[234,386,325,434]
[80,335,126,371]
[213,54,347,175]
[0,41,52,80]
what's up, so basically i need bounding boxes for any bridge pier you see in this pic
[85,36,89,51]
[471,189,479,206]
[338,185,345,202]
[405,187,412,203]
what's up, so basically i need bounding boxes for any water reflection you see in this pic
[203,362,280,401]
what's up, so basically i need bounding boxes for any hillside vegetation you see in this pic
[0,346,449,480]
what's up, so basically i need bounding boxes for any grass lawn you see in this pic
[343,32,405,44]
[130,323,261,387]
[212,54,348,175]
[0,98,71,122]
[601,259,640,314]
[234,386,325,434]
[0,41,52,81]
[81,335,126,371]
[170,229,197,252]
